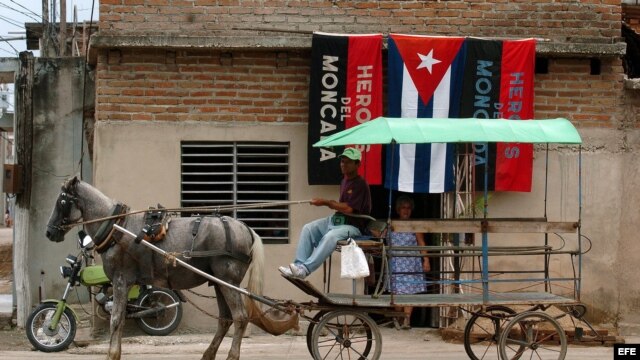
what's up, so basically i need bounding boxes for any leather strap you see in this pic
[95,203,129,253]
[181,216,251,264]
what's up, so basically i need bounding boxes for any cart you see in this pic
[115,117,592,360]
[301,117,592,360]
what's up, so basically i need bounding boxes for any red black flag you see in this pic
[457,38,536,192]
[307,32,383,185]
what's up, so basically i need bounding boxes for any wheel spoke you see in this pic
[464,306,516,360]
[311,310,381,360]
[499,312,566,360]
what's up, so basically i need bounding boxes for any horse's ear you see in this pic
[65,175,80,189]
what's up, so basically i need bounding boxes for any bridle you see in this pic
[50,181,129,252]
[52,185,83,231]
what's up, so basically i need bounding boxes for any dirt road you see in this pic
[1,324,632,360]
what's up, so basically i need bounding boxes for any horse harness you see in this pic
[58,184,252,263]
[134,205,169,244]
[181,215,253,264]
[130,209,253,264]
[94,203,130,253]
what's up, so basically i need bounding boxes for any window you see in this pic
[181,142,289,244]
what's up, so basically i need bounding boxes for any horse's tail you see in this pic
[245,228,299,335]
[246,228,264,296]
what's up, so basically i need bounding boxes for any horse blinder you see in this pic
[52,188,80,231]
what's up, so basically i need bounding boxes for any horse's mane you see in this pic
[67,177,116,207]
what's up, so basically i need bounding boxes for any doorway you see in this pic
[368,185,442,328]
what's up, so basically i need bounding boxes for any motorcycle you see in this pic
[26,231,185,352]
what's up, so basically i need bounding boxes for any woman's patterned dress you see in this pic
[389,232,427,295]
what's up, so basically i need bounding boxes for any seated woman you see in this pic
[389,195,430,329]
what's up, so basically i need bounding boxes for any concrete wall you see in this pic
[92,121,359,330]
[618,128,640,334]
[91,121,638,332]
[26,57,93,306]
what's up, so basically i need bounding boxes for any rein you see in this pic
[59,199,312,230]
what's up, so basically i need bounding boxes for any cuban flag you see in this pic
[385,34,465,193]
[386,35,536,193]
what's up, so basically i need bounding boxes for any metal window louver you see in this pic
[181,142,290,244]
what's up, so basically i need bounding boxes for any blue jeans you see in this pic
[293,215,361,273]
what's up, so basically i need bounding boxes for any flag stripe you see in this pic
[308,34,348,185]
[398,144,416,192]
[458,39,503,191]
[398,64,418,192]
[494,39,535,191]
[428,65,453,193]
[346,35,384,185]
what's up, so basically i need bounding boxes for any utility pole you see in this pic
[60,0,66,56]
[14,52,34,327]
[41,0,50,57]
[41,0,61,56]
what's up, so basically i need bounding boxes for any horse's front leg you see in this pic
[107,274,129,360]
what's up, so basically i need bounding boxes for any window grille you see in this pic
[181,142,289,244]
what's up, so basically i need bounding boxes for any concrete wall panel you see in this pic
[28,57,93,304]
[93,121,359,330]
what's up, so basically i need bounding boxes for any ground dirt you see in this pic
[0,243,11,280]
[0,327,31,351]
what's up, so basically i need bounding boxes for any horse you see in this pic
[45,176,266,360]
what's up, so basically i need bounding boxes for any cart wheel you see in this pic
[310,309,381,360]
[463,305,523,360]
[306,311,326,357]
[498,311,567,360]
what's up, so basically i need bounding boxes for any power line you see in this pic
[0,2,40,22]
[7,0,40,19]
[0,42,17,56]
[0,14,26,29]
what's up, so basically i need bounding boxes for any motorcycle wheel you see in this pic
[25,303,76,352]
[134,287,183,336]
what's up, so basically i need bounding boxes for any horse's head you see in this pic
[46,176,83,242]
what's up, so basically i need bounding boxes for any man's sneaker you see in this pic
[278,266,293,277]
[289,263,309,279]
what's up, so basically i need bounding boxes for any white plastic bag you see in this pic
[340,239,370,279]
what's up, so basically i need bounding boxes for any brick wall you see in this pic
[96,49,628,129]
[96,49,311,123]
[534,58,626,128]
[95,1,629,129]
[99,0,621,42]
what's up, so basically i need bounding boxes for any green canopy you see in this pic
[313,117,582,147]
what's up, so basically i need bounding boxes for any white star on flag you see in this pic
[416,49,441,74]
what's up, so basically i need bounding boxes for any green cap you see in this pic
[339,148,361,161]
